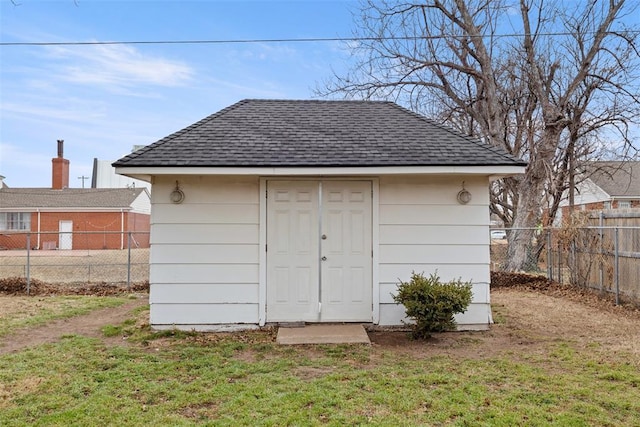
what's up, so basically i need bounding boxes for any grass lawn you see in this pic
[0,292,639,426]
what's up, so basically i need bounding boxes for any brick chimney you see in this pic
[52,139,70,189]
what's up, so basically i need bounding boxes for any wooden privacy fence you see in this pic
[491,223,640,305]
[546,226,640,304]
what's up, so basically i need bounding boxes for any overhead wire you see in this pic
[2,30,639,47]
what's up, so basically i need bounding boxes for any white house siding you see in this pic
[149,175,261,329]
[129,191,151,215]
[571,178,611,205]
[94,159,151,190]
[556,178,611,225]
[377,175,492,330]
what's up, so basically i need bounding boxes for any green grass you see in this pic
[1,323,639,426]
[0,296,129,337]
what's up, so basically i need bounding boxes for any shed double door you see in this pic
[266,180,372,322]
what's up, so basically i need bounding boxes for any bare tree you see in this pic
[319,0,640,271]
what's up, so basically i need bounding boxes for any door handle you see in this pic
[321,256,327,261]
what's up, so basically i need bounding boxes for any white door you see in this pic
[59,220,73,250]
[266,180,372,322]
[320,181,373,321]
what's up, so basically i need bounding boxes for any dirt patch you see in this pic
[491,271,640,315]
[1,273,639,363]
[493,289,640,355]
[0,295,148,355]
[293,366,335,380]
[367,272,640,360]
[368,286,640,361]
[368,326,509,359]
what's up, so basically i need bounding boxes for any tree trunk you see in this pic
[506,129,561,271]
[506,188,540,272]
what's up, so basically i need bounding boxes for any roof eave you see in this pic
[116,164,526,180]
[0,207,134,212]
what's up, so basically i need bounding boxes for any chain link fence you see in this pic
[491,226,640,305]
[3,227,639,304]
[0,231,149,290]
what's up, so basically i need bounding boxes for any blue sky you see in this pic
[2,1,638,189]
[0,1,356,187]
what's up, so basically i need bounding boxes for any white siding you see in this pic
[150,263,258,284]
[560,178,611,207]
[150,174,494,331]
[95,159,151,190]
[129,190,151,215]
[151,303,258,325]
[556,178,611,225]
[149,176,260,327]
[151,284,258,304]
[152,224,259,244]
[378,176,492,329]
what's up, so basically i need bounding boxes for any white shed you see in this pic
[114,99,525,331]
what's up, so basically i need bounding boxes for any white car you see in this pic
[490,230,507,240]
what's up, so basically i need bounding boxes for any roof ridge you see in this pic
[240,98,392,103]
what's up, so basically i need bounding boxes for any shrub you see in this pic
[393,272,473,339]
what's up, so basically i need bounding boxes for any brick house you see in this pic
[0,141,150,250]
[559,161,640,222]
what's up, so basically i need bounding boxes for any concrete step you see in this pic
[276,324,371,345]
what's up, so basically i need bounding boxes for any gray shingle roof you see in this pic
[113,99,526,168]
[0,188,146,209]
[585,161,640,197]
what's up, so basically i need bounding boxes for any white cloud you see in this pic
[2,101,105,122]
[230,42,299,62]
[45,44,194,90]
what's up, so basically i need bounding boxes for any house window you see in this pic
[619,201,631,209]
[604,201,612,209]
[0,212,31,231]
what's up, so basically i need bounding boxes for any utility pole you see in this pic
[78,175,89,188]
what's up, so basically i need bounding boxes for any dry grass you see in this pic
[0,295,129,338]
[0,282,640,425]
[0,248,149,283]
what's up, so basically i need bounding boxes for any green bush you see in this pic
[393,272,473,339]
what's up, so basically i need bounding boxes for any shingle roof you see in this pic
[0,188,147,209]
[585,161,640,197]
[113,99,526,168]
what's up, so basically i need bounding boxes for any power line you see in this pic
[2,30,639,47]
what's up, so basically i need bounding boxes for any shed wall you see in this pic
[377,176,492,329]
[149,176,261,326]
[149,174,493,330]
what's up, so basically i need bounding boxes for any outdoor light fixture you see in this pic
[170,180,185,204]
[457,181,472,204]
